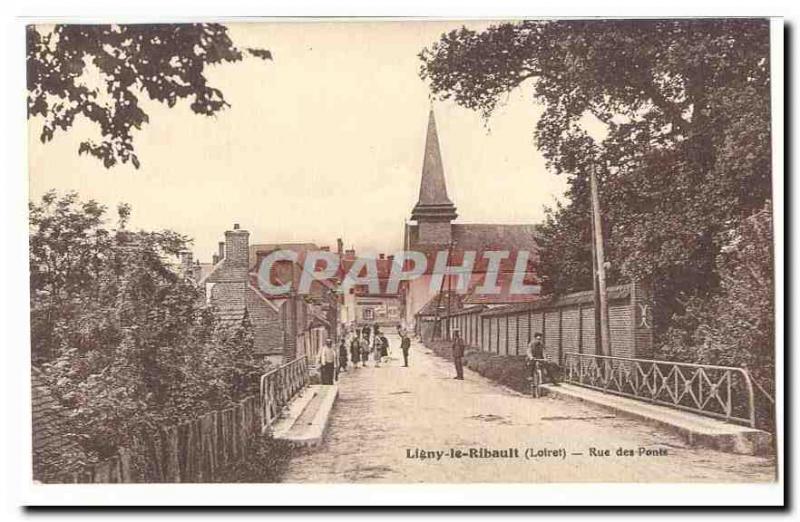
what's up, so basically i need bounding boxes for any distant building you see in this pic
[403,109,541,334]
[339,250,403,329]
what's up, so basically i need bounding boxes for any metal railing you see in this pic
[562,352,756,427]
[259,356,309,430]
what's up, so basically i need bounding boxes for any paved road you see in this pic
[282,336,776,483]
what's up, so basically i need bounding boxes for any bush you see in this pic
[422,339,531,393]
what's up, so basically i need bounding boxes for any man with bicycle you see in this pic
[525,332,561,386]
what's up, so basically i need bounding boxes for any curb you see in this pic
[540,384,772,456]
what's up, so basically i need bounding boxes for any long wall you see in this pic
[436,281,653,362]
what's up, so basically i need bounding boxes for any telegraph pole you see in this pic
[590,162,611,357]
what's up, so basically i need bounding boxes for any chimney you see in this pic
[212,253,219,265]
[179,250,193,276]
[218,241,225,261]
[224,223,250,278]
[193,259,202,281]
[388,255,394,262]
[320,246,330,252]
[379,253,385,260]
[337,238,343,256]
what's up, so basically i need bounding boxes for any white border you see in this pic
[1,3,788,510]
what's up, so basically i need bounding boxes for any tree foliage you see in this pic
[419,18,772,342]
[30,191,265,462]
[660,203,775,427]
[27,24,271,168]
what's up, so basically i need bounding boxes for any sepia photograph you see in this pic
[17,14,783,503]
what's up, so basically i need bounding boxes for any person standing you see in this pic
[378,332,389,363]
[362,324,372,346]
[361,333,371,367]
[318,339,336,385]
[400,332,411,367]
[452,329,465,380]
[350,333,361,368]
[373,333,383,367]
[525,332,561,386]
[338,337,349,373]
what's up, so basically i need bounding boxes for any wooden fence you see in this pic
[49,356,311,483]
[52,396,261,483]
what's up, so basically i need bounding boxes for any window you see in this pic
[363,308,375,320]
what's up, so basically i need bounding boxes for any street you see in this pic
[282,335,776,483]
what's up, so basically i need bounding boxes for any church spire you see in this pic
[411,108,458,223]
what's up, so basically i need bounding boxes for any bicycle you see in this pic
[527,358,545,398]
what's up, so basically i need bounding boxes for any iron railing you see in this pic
[562,352,756,427]
[259,356,309,430]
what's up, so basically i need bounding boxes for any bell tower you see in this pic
[410,108,458,245]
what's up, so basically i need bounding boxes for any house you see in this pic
[402,109,541,333]
[200,224,337,365]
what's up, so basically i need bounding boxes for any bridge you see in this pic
[260,334,775,483]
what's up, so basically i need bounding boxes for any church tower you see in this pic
[410,108,458,245]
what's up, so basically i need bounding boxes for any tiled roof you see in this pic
[249,243,320,270]
[415,291,464,317]
[406,223,540,274]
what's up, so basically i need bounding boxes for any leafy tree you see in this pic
[419,19,772,340]
[27,24,271,168]
[30,191,264,463]
[660,203,775,428]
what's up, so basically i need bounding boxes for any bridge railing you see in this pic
[259,356,309,430]
[562,352,756,427]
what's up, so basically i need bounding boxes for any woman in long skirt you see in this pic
[361,335,371,367]
[350,335,361,368]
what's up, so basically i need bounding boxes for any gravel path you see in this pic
[282,336,776,483]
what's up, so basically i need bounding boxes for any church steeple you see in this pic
[411,108,458,223]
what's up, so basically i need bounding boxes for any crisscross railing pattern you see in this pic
[259,356,309,430]
[562,353,755,427]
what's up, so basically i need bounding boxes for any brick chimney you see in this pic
[337,238,343,256]
[224,223,249,280]
[179,250,193,277]
[218,241,225,262]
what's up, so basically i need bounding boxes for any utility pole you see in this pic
[289,260,298,362]
[589,162,611,357]
[591,206,602,356]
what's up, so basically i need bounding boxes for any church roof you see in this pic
[406,222,540,273]
[411,109,457,222]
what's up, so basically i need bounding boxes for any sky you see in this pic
[28,20,571,261]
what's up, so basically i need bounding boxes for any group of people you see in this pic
[316,323,414,385]
[321,323,560,388]
[449,329,560,386]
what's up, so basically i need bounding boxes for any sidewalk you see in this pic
[540,383,772,455]
[272,384,338,448]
